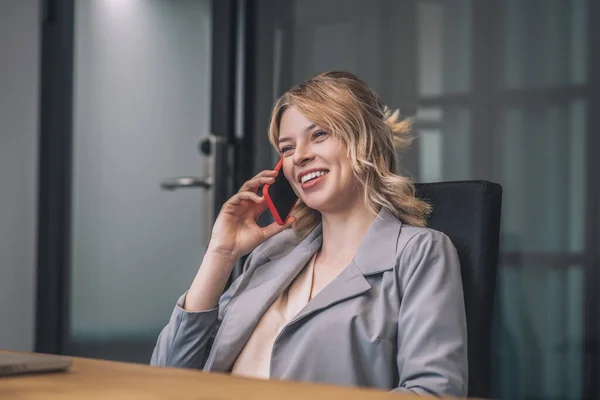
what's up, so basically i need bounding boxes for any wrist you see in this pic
[204,247,239,268]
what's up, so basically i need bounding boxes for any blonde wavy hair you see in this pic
[268,71,431,238]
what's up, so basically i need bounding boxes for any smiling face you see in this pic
[277,106,362,214]
[265,71,431,238]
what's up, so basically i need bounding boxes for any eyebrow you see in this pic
[279,124,317,144]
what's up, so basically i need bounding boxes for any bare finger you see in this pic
[261,217,296,239]
[238,176,276,193]
[228,191,264,206]
[248,170,278,182]
[251,200,269,219]
[239,170,277,189]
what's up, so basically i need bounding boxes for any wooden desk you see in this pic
[0,352,427,399]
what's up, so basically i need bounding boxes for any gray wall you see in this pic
[0,0,40,351]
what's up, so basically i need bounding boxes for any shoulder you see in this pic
[395,224,460,286]
[397,225,456,258]
[372,207,455,262]
[354,209,455,276]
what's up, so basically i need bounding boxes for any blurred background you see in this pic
[0,0,598,399]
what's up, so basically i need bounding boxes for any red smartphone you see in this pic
[263,158,298,225]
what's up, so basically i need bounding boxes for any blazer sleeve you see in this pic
[150,251,259,369]
[392,230,468,397]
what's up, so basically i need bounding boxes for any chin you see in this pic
[298,194,331,212]
[302,196,342,214]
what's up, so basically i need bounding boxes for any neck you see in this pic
[319,202,378,263]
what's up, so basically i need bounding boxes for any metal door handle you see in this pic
[160,176,213,190]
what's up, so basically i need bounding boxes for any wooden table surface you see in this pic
[0,352,434,399]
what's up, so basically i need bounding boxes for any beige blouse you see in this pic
[231,253,320,379]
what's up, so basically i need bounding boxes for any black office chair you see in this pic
[415,180,502,399]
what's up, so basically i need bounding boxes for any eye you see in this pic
[312,130,328,140]
[279,145,293,155]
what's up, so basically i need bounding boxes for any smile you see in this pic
[300,170,329,184]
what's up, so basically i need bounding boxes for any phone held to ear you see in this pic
[263,158,298,225]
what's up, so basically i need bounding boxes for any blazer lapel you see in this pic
[286,208,402,326]
[205,208,402,371]
[287,261,371,325]
[205,229,322,372]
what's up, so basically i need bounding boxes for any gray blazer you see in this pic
[151,208,468,397]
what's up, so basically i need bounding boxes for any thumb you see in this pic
[262,217,296,240]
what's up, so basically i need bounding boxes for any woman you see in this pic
[151,71,468,396]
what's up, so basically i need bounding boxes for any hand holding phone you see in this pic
[207,167,296,261]
[263,158,299,225]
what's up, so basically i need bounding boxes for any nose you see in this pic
[292,142,314,166]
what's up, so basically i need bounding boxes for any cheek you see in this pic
[282,160,294,183]
[338,155,360,189]
[328,140,349,168]
[335,150,353,176]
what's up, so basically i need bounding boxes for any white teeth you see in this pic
[301,170,327,184]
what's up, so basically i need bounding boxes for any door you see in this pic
[36,0,238,363]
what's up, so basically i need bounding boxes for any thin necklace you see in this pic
[308,249,320,301]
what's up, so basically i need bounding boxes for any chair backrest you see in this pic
[415,180,502,398]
